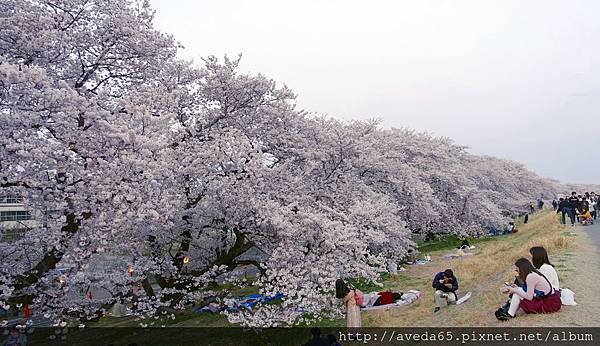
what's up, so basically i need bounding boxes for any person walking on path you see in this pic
[567,192,579,226]
[588,197,596,220]
[556,198,571,225]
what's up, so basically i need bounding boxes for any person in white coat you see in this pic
[530,246,559,289]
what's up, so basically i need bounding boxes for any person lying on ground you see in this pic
[432,269,458,313]
[496,258,561,321]
[361,289,404,307]
[373,291,403,306]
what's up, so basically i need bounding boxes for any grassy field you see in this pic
[18,210,600,345]
[362,210,592,327]
[86,210,584,329]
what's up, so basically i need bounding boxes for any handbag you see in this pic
[560,288,577,305]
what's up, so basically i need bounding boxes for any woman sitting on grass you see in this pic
[530,246,559,290]
[496,258,561,320]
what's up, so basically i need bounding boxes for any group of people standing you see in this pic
[553,191,598,226]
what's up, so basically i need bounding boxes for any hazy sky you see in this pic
[150,0,600,184]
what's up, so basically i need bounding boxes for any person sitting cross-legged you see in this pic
[432,269,458,313]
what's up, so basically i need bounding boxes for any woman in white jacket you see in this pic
[530,246,559,289]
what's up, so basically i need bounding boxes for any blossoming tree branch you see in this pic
[0,0,564,327]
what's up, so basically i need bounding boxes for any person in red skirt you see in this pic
[496,257,561,320]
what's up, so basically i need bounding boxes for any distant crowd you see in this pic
[553,191,597,226]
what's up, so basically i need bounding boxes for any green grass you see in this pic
[204,281,260,296]
[347,273,390,292]
[86,282,267,329]
[416,234,500,253]
[295,315,345,327]
[41,214,546,335]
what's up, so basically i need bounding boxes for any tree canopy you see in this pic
[0,0,569,327]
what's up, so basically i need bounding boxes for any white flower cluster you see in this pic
[0,0,576,327]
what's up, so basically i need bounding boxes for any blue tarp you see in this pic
[195,293,285,314]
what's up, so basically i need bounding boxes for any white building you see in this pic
[0,195,39,240]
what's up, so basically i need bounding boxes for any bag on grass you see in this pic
[560,288,577,306]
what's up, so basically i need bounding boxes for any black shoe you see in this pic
[434,307,440,313]
[496,310,513,321]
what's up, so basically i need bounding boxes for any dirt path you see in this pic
[582,219,600,254]
[364,212,600,327]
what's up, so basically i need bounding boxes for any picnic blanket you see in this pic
[443,248,475,259]
[409,259,431,265]
[361,290,421,311]
[197,293,285,314]
[443,253,475,259]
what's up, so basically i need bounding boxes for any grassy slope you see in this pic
[363,210,590,327]
[60,210,593,331]
[26,210,600,344]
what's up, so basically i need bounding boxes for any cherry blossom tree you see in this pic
[0,0,573,328]
[0,0,182,322]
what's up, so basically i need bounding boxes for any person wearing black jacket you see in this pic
[432,269,458,312]
[556,198,571,225]
[567,192,579,226]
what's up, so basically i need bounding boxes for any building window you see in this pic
[0,211,32,221]
[0,196,24,204]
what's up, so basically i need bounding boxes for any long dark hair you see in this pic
[529,246,553,269]
[514,257,540,283]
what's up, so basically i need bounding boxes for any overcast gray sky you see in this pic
[150,0,600,184]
